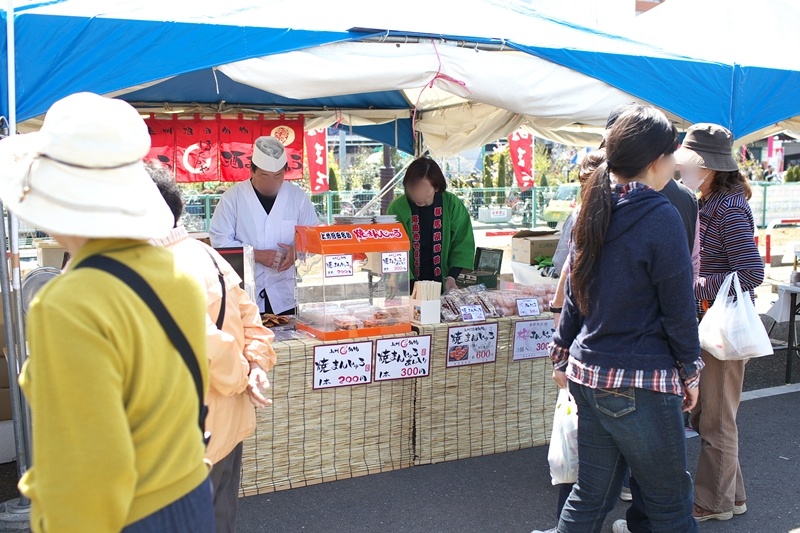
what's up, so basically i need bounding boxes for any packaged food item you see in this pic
[334,316,364,331]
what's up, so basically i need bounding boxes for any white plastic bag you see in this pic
[548,388,579,485]
[698,272,773,360]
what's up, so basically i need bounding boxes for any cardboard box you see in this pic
[0,388,11,422]
[35,240,69,269]
[511,230,560,265]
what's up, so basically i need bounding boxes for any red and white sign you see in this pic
[305,128,329,192]
[218,115,258,182]
[352,227,404,242]
[374,336,431,381]
[313,342,373,389]
[508,129,535,191]
[143,115,305,183]
[175,117,218,183]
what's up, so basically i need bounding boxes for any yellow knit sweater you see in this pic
[19,239,210,532]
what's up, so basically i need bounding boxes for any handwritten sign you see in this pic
[324,254,353,278]
[512,319,556,361]
[446,323,499,368]
[374,335,431,381]
[381,251,408,274]
[516,298,541,317]
[460,305,486,322]
[313,341,373,389]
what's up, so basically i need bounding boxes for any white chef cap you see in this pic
[252,136,287,173]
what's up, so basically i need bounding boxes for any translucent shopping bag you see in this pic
[548,388,579,485]
[699,272,773,360]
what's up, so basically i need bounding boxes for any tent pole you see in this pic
[1,0,33,518]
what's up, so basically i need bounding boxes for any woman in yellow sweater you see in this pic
[0,93,214,532]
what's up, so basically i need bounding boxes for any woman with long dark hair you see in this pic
[549,106,703,532]
[676,124,764,522]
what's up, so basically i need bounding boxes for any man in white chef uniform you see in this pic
[210,136,317,315]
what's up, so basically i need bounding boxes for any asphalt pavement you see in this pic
[234,386,800,533]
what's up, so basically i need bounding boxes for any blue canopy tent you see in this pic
[0,0,740,156]
[622,0,800,143]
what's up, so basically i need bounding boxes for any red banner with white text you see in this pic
[508,130,535,191]
[219,115,259,182]
[144,115,305,183]
[305,128,329,192]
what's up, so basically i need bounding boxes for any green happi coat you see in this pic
[388,190,476,281]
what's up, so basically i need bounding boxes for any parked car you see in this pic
[542,183,580,226]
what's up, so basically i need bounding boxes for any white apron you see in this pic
[210,181,317,314]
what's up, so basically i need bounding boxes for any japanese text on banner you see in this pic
[508,130,534,191]
[512,319,556,361]
[305,128,329,192]
[313,342,373,389]
[375,336,432,381]
[446,323,499,367]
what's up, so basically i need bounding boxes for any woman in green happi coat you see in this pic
[388,157,476,292]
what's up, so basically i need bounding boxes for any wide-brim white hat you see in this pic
[0,92,174,240]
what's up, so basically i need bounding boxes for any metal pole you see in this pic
[0,207,30,499]
[2,0,33,519]
[338,129,347,192]
[379,144,395,215]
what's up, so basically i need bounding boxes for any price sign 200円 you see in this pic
[313,342,373,389]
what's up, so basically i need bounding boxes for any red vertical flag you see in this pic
[508,130,535,191]
[305,128,329,193]
[175,116,218,183]
[261,116,304,180]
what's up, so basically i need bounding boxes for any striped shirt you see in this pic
[695,187,764,313]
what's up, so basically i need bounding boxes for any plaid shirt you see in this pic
[550,344,703,395]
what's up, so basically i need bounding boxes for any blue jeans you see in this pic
[123,477,215,533]
[558,382,698,533]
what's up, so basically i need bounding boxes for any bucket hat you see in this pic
[0,92,174,240]
[675,123,739,172]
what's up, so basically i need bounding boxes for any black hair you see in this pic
[403,157,447,193]
[145,162,184,227]
[571,105,678,316]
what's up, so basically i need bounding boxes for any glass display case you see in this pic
[295,224,412,340]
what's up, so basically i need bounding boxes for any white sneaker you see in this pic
[620,486,632,502]
[530,529,557,533]
[612,520,632,533]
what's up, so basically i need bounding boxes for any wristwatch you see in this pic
[549,300,563,313]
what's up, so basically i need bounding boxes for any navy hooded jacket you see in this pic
[554,184,701,372]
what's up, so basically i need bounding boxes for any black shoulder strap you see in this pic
[204,249,226,330]
[75,255,208,442]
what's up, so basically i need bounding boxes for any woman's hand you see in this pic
[445,276,458,292]
[552,369,568,389]
[247,362,272,409]
[682,386,699,412]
